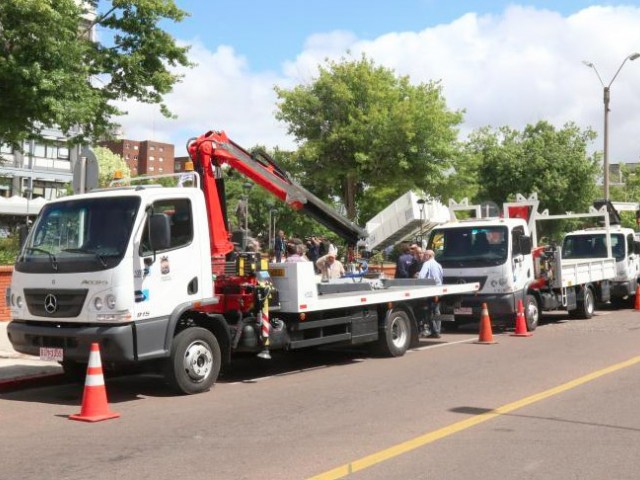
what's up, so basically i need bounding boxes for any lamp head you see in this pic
[629,52,640,61]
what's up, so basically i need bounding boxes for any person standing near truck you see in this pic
[395,243,415,278]
[274,230,287,262]
[418,249,444,338]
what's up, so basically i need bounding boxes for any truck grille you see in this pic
[24,289,88,318]
[443,276,488,289]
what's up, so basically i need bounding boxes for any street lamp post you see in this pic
[241,181,253,232]
[583,52,640,201]
[268,207,277,253]
[416,198,426,247]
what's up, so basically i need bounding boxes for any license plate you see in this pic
[454,307,473,315]
[40,347,63,362]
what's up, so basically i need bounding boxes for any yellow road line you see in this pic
[309,355,640,480]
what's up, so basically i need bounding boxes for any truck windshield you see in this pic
[562,233,625,261]
[428,225,509,268]
[15,196,140,274]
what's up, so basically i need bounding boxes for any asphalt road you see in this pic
[2,308,640,480]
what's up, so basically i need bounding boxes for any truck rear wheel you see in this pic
[574,286,595,319]
[165,327,221,395]
[377,310,411,357]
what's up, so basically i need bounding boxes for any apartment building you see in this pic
[99,139,175,176]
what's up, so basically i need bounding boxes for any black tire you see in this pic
[524,294,540,331]
[377,310,412,357]
[164,327,221,395]
[60,360,88,383]
[575,286,595,319]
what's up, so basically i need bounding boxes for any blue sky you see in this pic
[167,0,605,70]
[109,1,640,165]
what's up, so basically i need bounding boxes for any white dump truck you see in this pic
[426,194,617,331]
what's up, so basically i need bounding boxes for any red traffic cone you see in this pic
[475,303,497,344]
[511,299,532,337]
[69,343,120,422]
[634,285,640,311]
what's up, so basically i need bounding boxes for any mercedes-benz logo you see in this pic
[44,294,58,314]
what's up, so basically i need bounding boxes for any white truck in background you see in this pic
[561,200,640,308]
[426,193,617,331]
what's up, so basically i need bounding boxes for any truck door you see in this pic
[133,197,200,321]
[511,225,531,291]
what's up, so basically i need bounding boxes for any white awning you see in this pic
[0,195,48,216]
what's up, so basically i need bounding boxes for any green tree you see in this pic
[464,121,599,213]
[0,0,191,147]
[94,146,130,187]
[275,54,464,223]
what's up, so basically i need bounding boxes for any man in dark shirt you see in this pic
[394,243,415,278]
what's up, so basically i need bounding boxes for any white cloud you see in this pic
[116,4,640,164]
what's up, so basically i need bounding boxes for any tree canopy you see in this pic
[0,0,191,147]
[94,146,130,187]
[463,121,600,213]
[275,55,464,222]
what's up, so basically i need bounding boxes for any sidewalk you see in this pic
[0,321,64,391]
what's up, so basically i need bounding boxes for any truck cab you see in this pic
[427,216,534,326]
[7,186,215,366]
[562,225,640,307]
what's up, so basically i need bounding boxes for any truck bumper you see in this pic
[611,281,633,298]
[6,317,171,364]
[455,293,518,324]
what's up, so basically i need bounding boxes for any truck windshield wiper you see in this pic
[23,247,58,271]
[61,247,108,267]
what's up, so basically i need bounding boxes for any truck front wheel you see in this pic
[524,295,540,331]
[165,327,221,395]
[377,310,411,357]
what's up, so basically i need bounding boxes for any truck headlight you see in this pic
[16,296,23,308]
[106,294,116,310]
[94,297,104,310]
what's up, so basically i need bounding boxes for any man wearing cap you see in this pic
[315,246,345,281]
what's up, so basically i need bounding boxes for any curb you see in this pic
[0,371,66,393]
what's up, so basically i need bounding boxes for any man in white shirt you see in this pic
[418,249,444,338]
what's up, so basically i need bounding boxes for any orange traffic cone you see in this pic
[475,303,497,344]
[69,343,120,422]
[511,299,532,337]
[634,285,640,311]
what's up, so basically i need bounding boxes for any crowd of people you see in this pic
[394,242,444,339]
[233,233,444,335]
[236,230,345,280]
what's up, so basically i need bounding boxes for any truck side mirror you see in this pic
[149,213,171,251]
[519,235,532,254]
[18,224,30,248]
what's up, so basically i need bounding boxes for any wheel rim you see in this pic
[182,340,213,383]
[586,289,594,315]
[390,314,409,348]
[526,299,539,327]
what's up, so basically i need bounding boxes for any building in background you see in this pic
[174,156,190,173]
[0,1,96,222]
[0,127,82,201]
[99,139,175,176]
